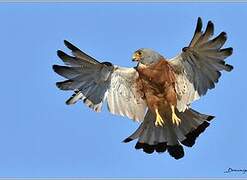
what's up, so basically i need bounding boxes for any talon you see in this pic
[155,109,164,127]
[171,105,181,126]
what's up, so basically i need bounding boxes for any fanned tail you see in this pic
[123,108,214,160]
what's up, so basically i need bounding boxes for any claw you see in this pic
[171,105,181,126]
[155,109,164,127]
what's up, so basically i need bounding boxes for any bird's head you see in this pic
[132,48,162,65]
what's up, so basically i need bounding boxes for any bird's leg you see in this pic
[171,105,181,126]
[155,109,164,127]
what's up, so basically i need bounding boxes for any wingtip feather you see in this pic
[55,81,61,89]
[226,64,234,71]
[206,20,214,35]
[196,17,203,33]
[207,115,215,121]
[57,50,66,59]
[64,40,78,51]
[52,64,59,72]
[122,137,133,143]
[223,47,233,56]
[64,40,71,47]
[55,80,73,90]
[213,32,227,43]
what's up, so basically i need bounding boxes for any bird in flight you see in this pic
[53,17,233,159]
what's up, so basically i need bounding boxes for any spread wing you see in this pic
[169,17,233,112]
[53,40,147,122]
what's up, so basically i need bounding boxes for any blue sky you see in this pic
[0,2,246,178]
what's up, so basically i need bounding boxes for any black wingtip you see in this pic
[65,99,72,105]
[182,47,189,52]
[220,47,233,57]
[52,64,59,73]
[226,64,234,71]
[205,20,214,35]
[207,115,215,121]
[208,20,213,26]
[64,40,73,49]
[221,31,227,37]
[225,47,233,56]
[214,32,227,42]
[64,40,70,47]
[196,17,203,33]
[57,50,66,59]
[64,40,78,51]
[55,81,61,89]
[55,80,73,90]
[207,20,214,29]
[122,138,133,143]
[219,48,233,72]
[65,92,79,105]
[220,31,227,37]
[101,61,113,67]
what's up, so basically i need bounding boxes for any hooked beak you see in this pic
[132,53,141,62]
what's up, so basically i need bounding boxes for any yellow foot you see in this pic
[171,105,181,126]
[155,109,164,127]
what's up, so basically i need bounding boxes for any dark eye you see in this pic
[137,51,142,55]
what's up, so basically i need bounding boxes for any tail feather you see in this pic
[123,121,146,143]
[155,142,167,153]
[166,123,185,159]
[167,145,184,159]
[181,121,209,147]
[123,108,214,160]
[146,126,155,145]
[138,125,151,144]
[174,126,187,142]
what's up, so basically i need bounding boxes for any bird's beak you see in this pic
[132,53,141,62]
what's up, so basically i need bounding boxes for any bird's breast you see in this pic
[137,60,176,91]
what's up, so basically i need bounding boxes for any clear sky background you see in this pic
[0,2,246,178]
